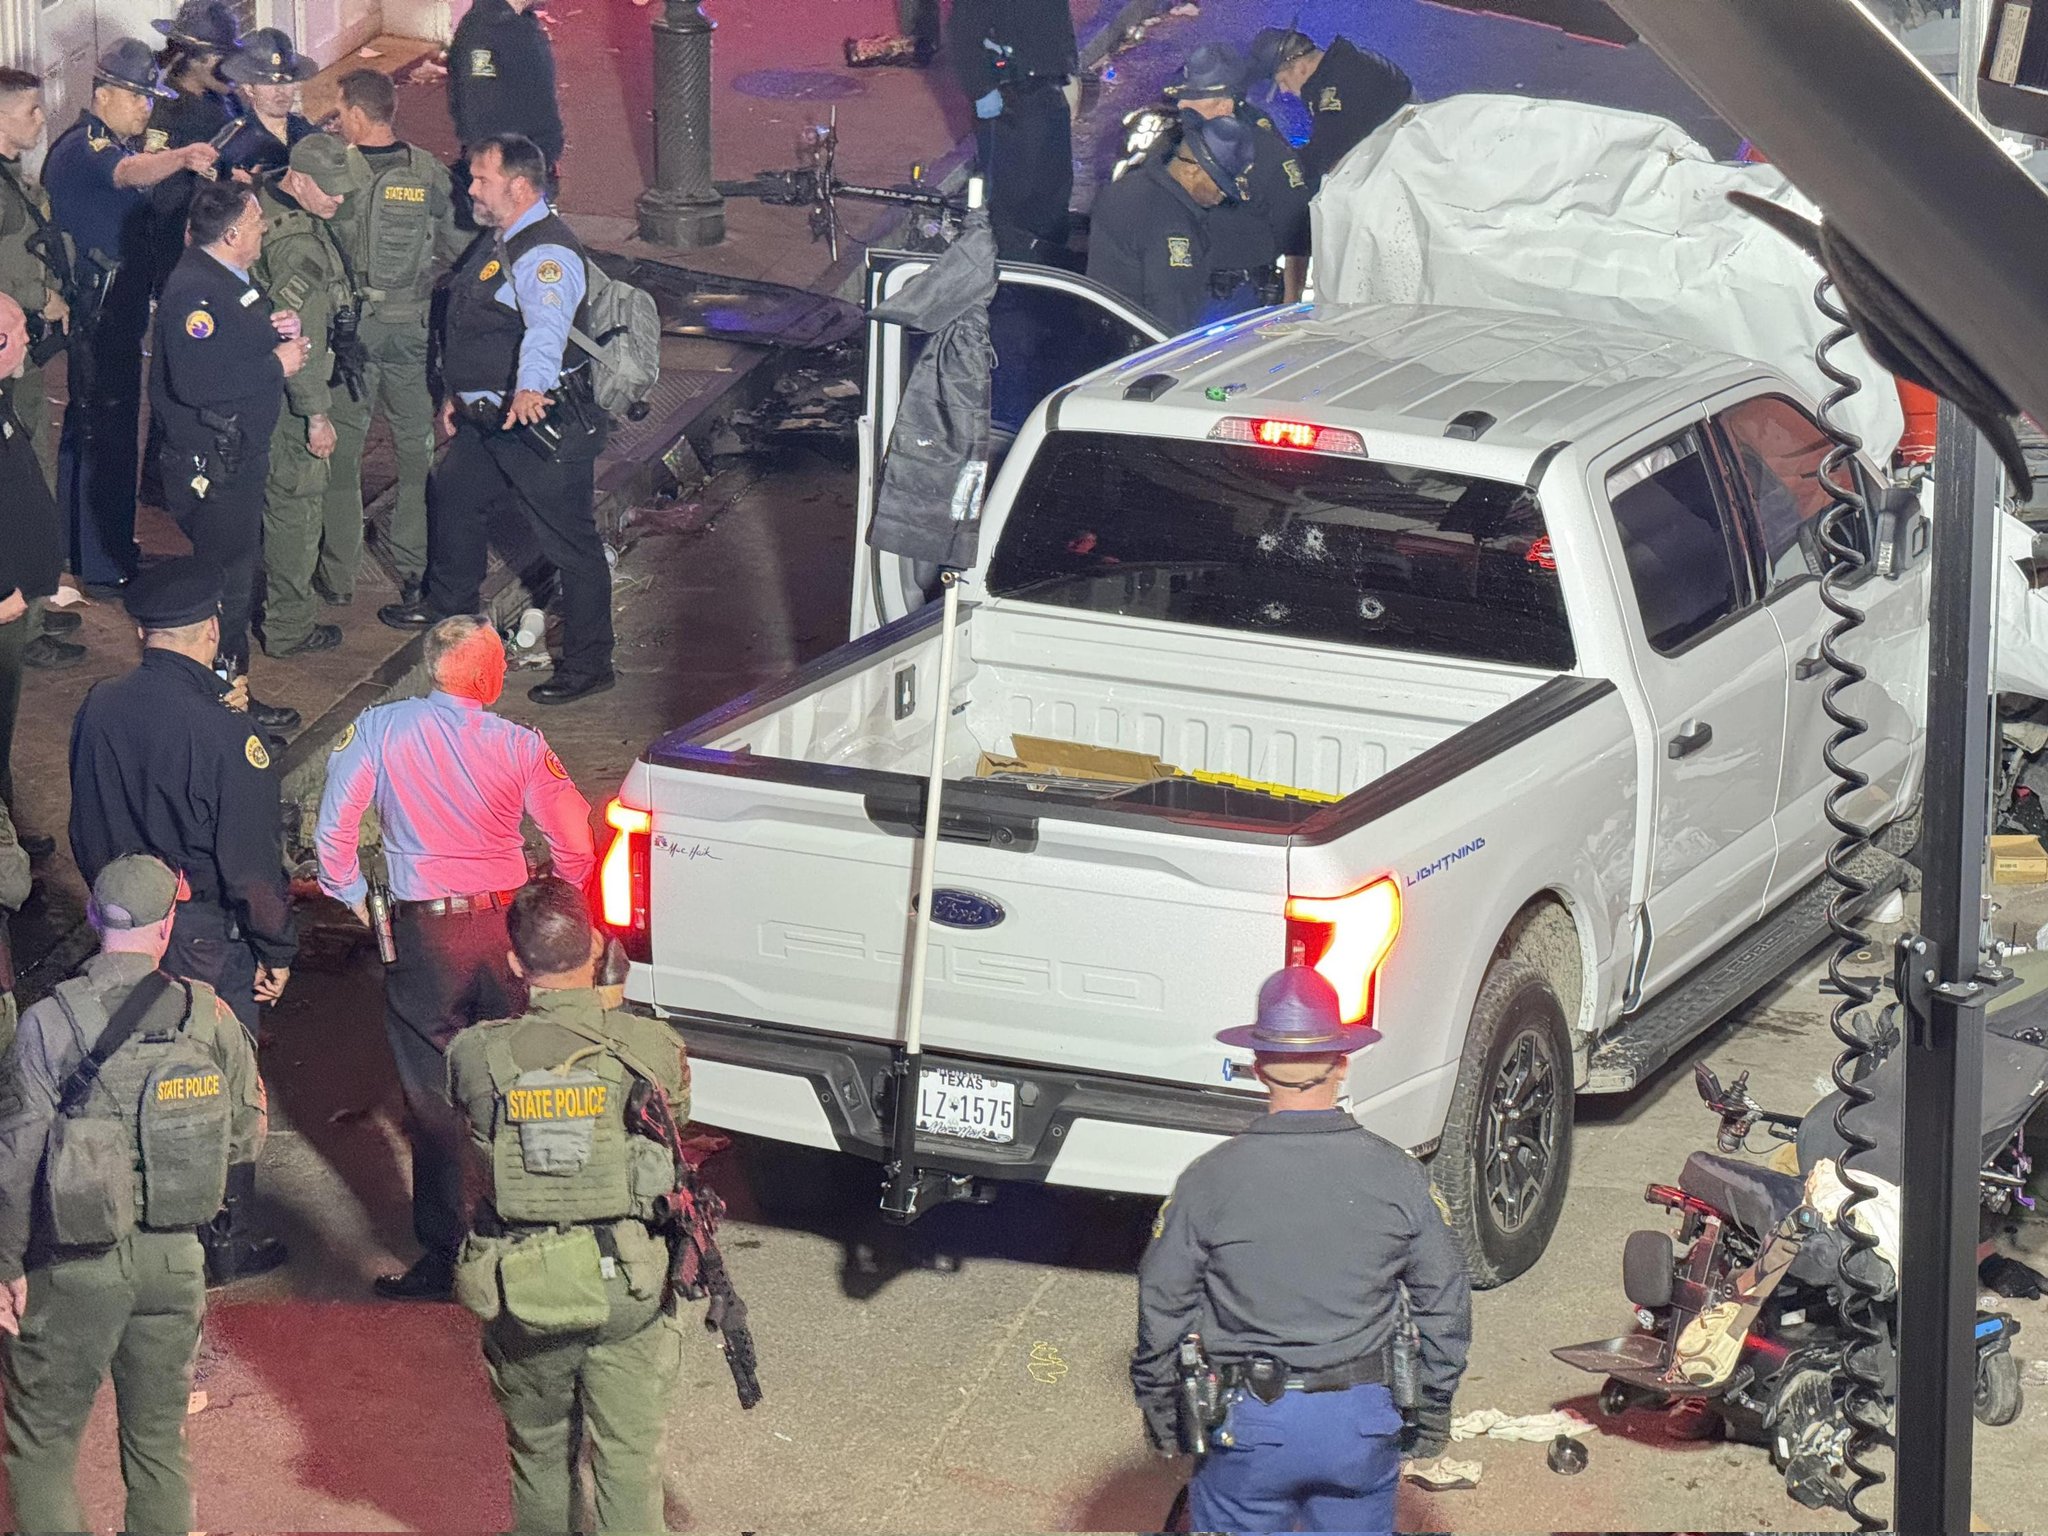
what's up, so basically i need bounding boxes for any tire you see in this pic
[1430,958,1575,1288]
[1975,1347,2024,1428]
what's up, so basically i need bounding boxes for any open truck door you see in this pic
[851,255,1167,638]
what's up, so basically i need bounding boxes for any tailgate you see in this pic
[635,760,1291,1091]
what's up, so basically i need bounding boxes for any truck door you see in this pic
[1703,391,1929,908]
[1597,423,1788,993]
[850,256,1165,639]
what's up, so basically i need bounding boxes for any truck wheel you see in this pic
[1431,959,1574,1288]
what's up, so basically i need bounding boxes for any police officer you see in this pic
[1088,114,1257,336]
[448,0,565,173]
[44,41,218,596]
[329,68,465,611]
[144,1,244,299]
[316,615,596,1300]
[0,854,266,1533]
[0,294,65,848]
[1167,44,1314,305]
[1249,27,1414,184]
[951,0,1077,261]
[446,876,687,1532]
[383,133,615,705]
[252,134,369,660]
[152,176,311,723]
[0,67,68,496]
[1133,967,1470,1532]
[217,27,319,178]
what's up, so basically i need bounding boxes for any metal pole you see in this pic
[636,0,726,248]
[1958,0,1993,119]
[1894,405,1997,1532]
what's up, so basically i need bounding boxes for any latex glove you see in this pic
[974,88,1004,120]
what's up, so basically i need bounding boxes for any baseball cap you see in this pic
[290,133,371,197]
[91,855,180,930]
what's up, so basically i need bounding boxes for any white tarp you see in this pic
[1311,94,1906,462]
[1997,511,2048,698]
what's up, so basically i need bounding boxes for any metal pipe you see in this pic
[636,0,726,248]
[1894,406,1998,1534]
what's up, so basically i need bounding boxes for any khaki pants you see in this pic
[259,410,332,655]
[2,1231,207,1535]
[325,306,436,593]
[482,1279,680,1532]
[11,359,59,494]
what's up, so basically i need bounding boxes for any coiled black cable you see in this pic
[1810,275,1893,1532]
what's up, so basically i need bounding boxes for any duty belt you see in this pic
[457,397,506,430]
[1219,1352,1389,1398]
[394,888,521,918]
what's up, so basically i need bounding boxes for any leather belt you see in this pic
[1220,1353,1389,1396]
[393,889,520,918]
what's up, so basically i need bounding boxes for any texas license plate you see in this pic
[916,1069,1016,1144]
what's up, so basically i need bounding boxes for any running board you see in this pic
[1584,844,1911,1095]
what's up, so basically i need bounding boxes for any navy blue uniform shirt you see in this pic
[43,111,150,269]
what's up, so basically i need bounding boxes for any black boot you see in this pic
[201,1162,289,1286]
[374,1250,455,1301]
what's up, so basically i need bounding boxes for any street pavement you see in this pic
[8,0,2048,1529]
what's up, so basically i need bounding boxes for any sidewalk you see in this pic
[6,0,1170,996]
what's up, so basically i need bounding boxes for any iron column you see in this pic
[637,0,726,248]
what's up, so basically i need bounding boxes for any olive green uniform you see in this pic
[0,953,265,1534]
[251,178,353,655]
[0,152,67,490]
[0,799,28,1055]
[446,987,690,1533]
[326,143,463,598]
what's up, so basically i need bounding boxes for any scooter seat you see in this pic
[1679,1150,1803,1240]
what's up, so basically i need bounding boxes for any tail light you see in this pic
[599,798,653,962]
[1284,876,1401,1024]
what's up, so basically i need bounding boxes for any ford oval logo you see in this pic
[928,888,1006,930]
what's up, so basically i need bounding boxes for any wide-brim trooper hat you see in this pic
[1249,26,1319,81]
[222,27,318,84]
[94,38,178,99]
[1216,966,1382,1054]
[152,0,242,51]
[1164,42,1248,103]
[1181,112,1255,204]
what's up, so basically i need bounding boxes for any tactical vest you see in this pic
[353,146,441,309]
[485,1030,637,1226]
[41,976,234,1246]
[260,194,352,317]
[443,212,593,398]
[0,158,57,312]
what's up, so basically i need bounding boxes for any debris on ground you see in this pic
[624,499,718,539]
[679,1130,734,1167]
[1167,1,1201,13]
[844,33,936,67]
[1546,1434,1589,1475]
[1405,1455,1482,1490]
[726,350,863,449]
[1452,1407,1596,1443]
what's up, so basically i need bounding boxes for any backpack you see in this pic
[568,263,661,421]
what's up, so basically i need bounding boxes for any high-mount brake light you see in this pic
[1525,536,1558,571]
[600,799,653,961]
[1209,416,1368,456]
[1284,877,1402,1024]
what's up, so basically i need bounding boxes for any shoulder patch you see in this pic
[332,721,356,753]
[1166,235,1193,269]
[544,749,569,780]
[534,258,563,284]
[1284,157,1307,191]
[185,310,215,339]
[143,128,169,152]
[1150,1197,1172,1240]
[245,734,271,770]
[478,258,502,283]
[1317,86,1343,114]
[469,47,497,78]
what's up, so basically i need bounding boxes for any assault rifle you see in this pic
[623,1076,762,1409]
[715,112,965,260]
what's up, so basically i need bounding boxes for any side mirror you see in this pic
[1874,483,1929,579]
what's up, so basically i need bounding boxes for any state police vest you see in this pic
[484,1031,635,1226]
[40,977,234,1247]
[356,146,440,307]
[442,213,592,398]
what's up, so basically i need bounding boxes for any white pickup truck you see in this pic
[605,259,1931,1284]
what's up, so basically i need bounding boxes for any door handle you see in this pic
[1667,722,1714,760]
[1795,650,1829,681]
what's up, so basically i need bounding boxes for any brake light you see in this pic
[1524,536,1558,571]
[1284,877,1401,1024]
[1209,416,1368,456]
[600,799,653,962]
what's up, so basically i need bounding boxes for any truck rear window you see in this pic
[984,432,1575,669]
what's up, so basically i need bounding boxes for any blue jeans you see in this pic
[1190,1383,1404,1534]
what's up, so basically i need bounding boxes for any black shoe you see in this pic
[399,577,423,605]
[17,831,54,859]
[248,697,301,734]
[266,623,343,658]
[378,601,439,631]
[530,671,616,706]
[40,608,81,634]
[373,1253,455,1301]
[23,634,86,669]
[204,1233,289,1287]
